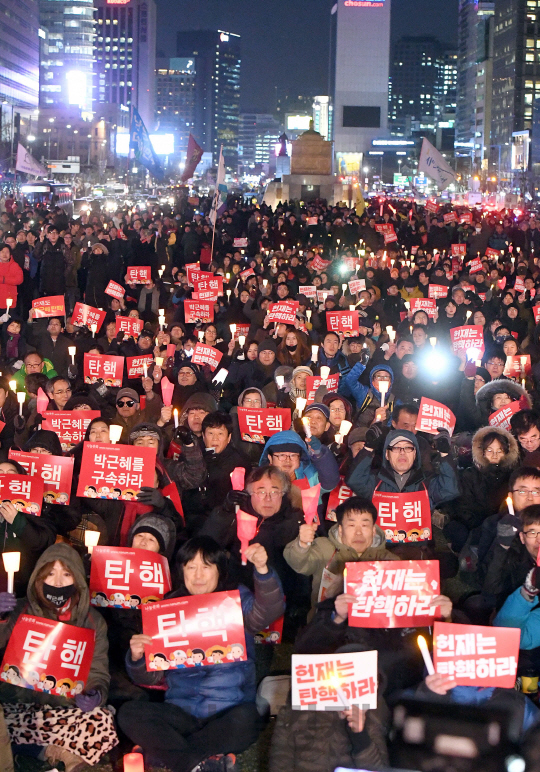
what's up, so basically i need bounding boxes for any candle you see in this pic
[506,495,514,516]
[339,420,353,437]
[16,392,25,416]
[173,408,178,428]
[8,380,16,392]
[302,416,312,438]
[404,301,410,310]
[342,283,347,293]
[263,278,268,287]
[522,378,526,389]
[311,345,319,363]
[109,424,123,444]
[158,269,163,278]
[334,433,343,445]
[159,309,164,316]
[379,380,389,408]
[349,305,355,311]
[296,397,307,416]
[5,298,12,312]
[143,362,148,378]
[155,357,164,367]
[320,366,330,382]
[2,551,20,594]
[198,330,204,341]
[91,323,97,338]
[466,310,472,321]
[306,309,312,321]
[212,367,228,385]
[226,289,231,299]
[68,346,76,365]
[430,337,437,347]
[276,375,285,389]
[417,635,435,675]
[84,530,100,555]
[238,335,246,347]
[230,323,236,336]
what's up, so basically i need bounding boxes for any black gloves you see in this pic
[90,378,108,398]
[116,331,125,342]
[67,364,78,380]
[13,415,25,433]
[360,347,370,365]
[175,425,193,446]
[136,487,165,509]
[365,423,384,449]
[496,514,521,549]
[432,428,451,455]
[225,489,250,511]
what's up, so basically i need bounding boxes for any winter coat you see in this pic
[125,570,284,718]
[284,522,399,613]
[494,585,540,650]
[259,430,340,495]
[34,239,70,296]
[483,536,536,610]
[0,257,23,308]
[0,543,110,706]
[475,379,531,426]
[340,362,397,426]
[27,330,71,377]
[451,426,519,531]
[85,251,112,309]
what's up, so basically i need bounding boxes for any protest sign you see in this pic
[291,651,378,711]
[127,266,151,284]
[194,276,223,296]
[504,355,531,378]
[451,244,466,257]
[255,613,284,644]
[238,408,291,443]
[83,354,124,387]
[184,300,214,324]
[89,546,171,607]
[233,237,248,248]
[410,298,437,318]
[42,410,100,451]
[72,303,106,330]
[489,401,522,430]
[126,354,154,379]
[326,311,359,335]
[326,477,354,522]
[349,279,366,294]
[298,285,316,299]
[305,374,340,404]
[105,280,125,299]
[428,284,449,299]
[0,474,44,515]
[415,397,456,436]
[485,248,500,260]
[450,325,485,357]
[77,442,156,500]
[191,344,223,372]
[115,316,143,338]
[268,301,298,324]
[313,256,331,271]
[31,296,65,319]
[8,450,74,505]
[372,490,431,542]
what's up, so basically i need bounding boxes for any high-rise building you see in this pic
[155,57,196,155]
[176,29,241,168]
[94,0,157,128]
[313,96,332,140]
[39,0,95,112]
[331,0,391,156]
[239,113,281,167]
[0,0,39,111]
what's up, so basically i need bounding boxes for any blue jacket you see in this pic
[494,585,540,649]
[346,429,459,509]
[316,349,351,378]
[339,361,396,415]
[259,429,340,494]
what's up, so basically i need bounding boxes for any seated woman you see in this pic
[119,535,285,772]
[0,542,117,770]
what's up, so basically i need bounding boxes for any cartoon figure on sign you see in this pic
[190,648,205,666]
[70,681,84,697]
[266,631,281,643]
[254,634,264,644]
[408,530,420,542]
[206,646,226,664]
[170,650,188,668]
[2,665,21,685]
[12,500,26,512]
[109,592,126,608]
[109,488,122,500]
[56,492,69,505]
[384,528,396,542]
[41,674,57,694]
[396,530,407,543]
[227,643,245,662]
[92,591,109,608]
[99,486,110,499]
[150,653,170,671]
[25,671,40,689]
[123,490,136,500]
[142,595,160,604]
[127,594,141,608]
[421,527,431,540]
[56,679,73,697]
[27,503,40,515]
[44,493,56,504]
[84,486,98,498]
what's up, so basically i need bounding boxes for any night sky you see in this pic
[155,0,459,113]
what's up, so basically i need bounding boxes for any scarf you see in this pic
[6,333,19,360]
[138,287,160,314]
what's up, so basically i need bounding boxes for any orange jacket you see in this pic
[0,257,23,308]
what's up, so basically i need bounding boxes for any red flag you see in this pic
[180,134,204,182]
[301,484,320,525]
[237,509,258,565]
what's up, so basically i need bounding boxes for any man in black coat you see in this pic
[34,225,72,297]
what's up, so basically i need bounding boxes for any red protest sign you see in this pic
[0,474,44,515]
[192,291,219,302]
[291,651,378,711]
[0,614,95,694]
[194,276,223,296]
[349,279,366,294]
[425,201,439,214]
[384,231,398,245]
[126,354,154,379]
[192,344,223,372]
[233,237,248,248]
[326,476,353,522]
[433,621,520,688]
[305,374,340,404]
[443,212,457,224]
[375,223,395,236]
[372,490,431,542]
[485,247,500,260]
[450,325,485,356]
[31,295,66,319]
[255,613,284,644]
[326,310,359,335]
[268,301,298,324]
[410,298,437,318]
[83,354,124,387]
[312,256,331,271]
[141,590,247,670]
[514,277,526,293]
[534,306,540,325]
[460,212,473,224]
[89,546,171,606]
[72,303,106,330]
[184,300,214,324]
[342,257,358,271]
[345,560,440,628]
[428,284,448,300]
[504,355,531,377]
[116,316,143,338]
[238,408,292,443]
[105,280,125,299]
[8,450,74,505]
[415,397,456,436]
[42,410,100,451]
[451,244,466,257]
[240,268,255,281]
[489,401,522,431]
[77,442,156,500]
[127,266,151,284]
[468,258,483,274]
[232,324,250,341]
[188,269,213,288]
[307,216,318,225]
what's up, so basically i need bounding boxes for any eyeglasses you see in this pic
[374,375,391,382]
[486,361,504,368]
[271,453,300,461]
[330,407,346,414]
[388,445,415,454]
[243,399,262,406]
[117,399,135,408]
[523,530,540,540]
[252,489,283,500]
[513,489,540,497]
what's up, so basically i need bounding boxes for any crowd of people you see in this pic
[1,193,540,771]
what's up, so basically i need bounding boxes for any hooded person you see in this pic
[172,361,209,413]
[340,362,398,429]
[475,379,532,426]
[23,428,63,456]
[178,391,218,441]
[230,387,268,464]
[0,543,118,769]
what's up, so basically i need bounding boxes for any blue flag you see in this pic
[130,108,163,180]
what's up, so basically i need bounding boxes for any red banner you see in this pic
[77,442,156,500]
[291,651,378,711]
[0,474,44,515]
[191,344,223,372]
[32,295,65,319]
[141,590,247,670]
[345,560,440,628]
[188,269,213,288]
[326,476,353,522]
[410,298,437,318]
[184,300,214,324]
[89,546,171,607]
[115,316,143,338]
[72,303,106,330]
[450,325,485,356]
[428,284,449,299]
[238,408,292,442]
[504,355,531,377]
[240,268,255,281]
[194,276,223,296]
[42,410,101,451]
[83,354,124,387]
[460,212,473,224]
[8,450,74,505]
[126,354,154,379]
[127,266,151,284]
[268,301,298,324]
[425,201,439,214]
[0,614,95,694]
[326,311,359,334]
[372,490,431,543]
[232,324,250,341]
[514,277,525,293]
[305,374,340,404]
[312,256,331,271]
[192,291,219,302]
[348,279,366,294]
[104,280,125,299]
[443,212,457,224]
[489,401,522,431]
[451,244,466,257]
[468,258,483,274]
[433,621,520,688]
[485,247,500,260]
[415,397,456,436]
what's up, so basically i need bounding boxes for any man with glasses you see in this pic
[114,387,163,442]
[13,351,57,393]
[484,352,508,382]
[45,376,72,410]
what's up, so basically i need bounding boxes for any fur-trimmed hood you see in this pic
[475,379,531,417]
[471,425,520,471]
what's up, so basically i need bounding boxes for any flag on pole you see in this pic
[209,147,227,226]
[418,138,458,191]
[130,108,164,180]
[180,133,203,182]
[355,186,365,216]
[15,144,47,177]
